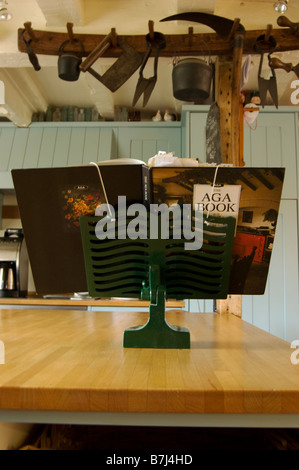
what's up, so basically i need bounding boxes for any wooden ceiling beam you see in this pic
[18,27,299,58]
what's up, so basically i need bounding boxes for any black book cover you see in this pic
[12,163,149,295]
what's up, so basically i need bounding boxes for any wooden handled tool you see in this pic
[80,34,111,72]
[269,57,299,77]
[277,16,299,34]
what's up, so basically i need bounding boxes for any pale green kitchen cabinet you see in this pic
[242,199,299,342]
[0,121,182,188]
[182,105,299,341]
[242,108,299,342]
[116,122,182,161]
[0,123,118,188]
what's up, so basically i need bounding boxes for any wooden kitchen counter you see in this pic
[0,295,185,308]
[0,308,299,428]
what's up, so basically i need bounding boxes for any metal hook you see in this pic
[265,24,273,42]
[148,20,154,40]
[188,27,194,46]
[228,18,241,41]
[67,22,75,43]
[23,22,37,42]
[110,28,117,47]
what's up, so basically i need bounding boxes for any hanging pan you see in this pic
[58,38,85,81]
[172,40,213,102]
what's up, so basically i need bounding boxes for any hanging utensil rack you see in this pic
[18,17,299,59]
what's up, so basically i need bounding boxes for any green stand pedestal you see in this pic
[80,212,236,350]
[123,266,190,349]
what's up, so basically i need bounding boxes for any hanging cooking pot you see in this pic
[172,39,213,102]
[58,38,85,81]
[172,57,213,101]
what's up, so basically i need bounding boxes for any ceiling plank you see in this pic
[0,68,48,127]
[177,0,217,14]
[36,0,85,26]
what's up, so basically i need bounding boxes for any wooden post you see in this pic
[215,32,244,166]
[217,295,242,317]
[231,31,244,166]
[215,55,233,164]
[215,29,245,317]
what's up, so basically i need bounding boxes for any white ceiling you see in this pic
[0,0,298,126]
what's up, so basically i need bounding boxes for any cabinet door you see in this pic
[188,299,214,314]
[117,125,181,162]
[188,112,208,161]
[242,199,299,342]
[242,111,299,340]
[186,109,299,335]
[244,112,298,199]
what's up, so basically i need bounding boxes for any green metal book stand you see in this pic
[80,211,236,349]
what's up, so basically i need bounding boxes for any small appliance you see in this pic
[0,228,28,297]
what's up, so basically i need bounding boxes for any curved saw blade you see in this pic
[161,12,244,38]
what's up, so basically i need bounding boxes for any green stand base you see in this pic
[123,287,190,349]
